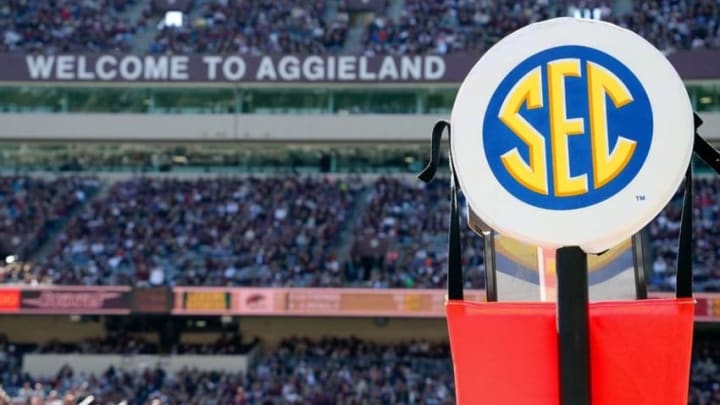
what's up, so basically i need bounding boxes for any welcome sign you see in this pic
[2,54,454,83]
[0,51,715,83]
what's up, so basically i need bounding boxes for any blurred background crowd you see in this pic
[0,0,717,55]
[0,333,455,404]
[1,333,719,404]
[0,174,715,292]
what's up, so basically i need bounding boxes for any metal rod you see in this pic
[483,231,498,302]
[556,246,592,405]
[631,230,649,299]
[676,165,693,298]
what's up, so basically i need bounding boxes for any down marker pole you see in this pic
[556,246,591,405]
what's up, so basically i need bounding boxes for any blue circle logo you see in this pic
[483,45,653,210]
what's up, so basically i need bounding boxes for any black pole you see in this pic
[676,165,693,299]
[556,246,591,405]
[631,230,649,299]
[483,231,498,302]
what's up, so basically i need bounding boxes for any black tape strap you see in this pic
[677,113,720,298]
[676,164,693,299]
[418,120,463,300]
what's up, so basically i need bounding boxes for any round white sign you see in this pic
[451,17,694,253]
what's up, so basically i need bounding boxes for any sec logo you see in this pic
[484,46,652,210]
[451,18,693,253]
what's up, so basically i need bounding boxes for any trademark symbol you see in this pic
[636,195,646,201]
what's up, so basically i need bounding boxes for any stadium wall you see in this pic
[0,315,448,348]
[22,354,252,379]
[240,317,448,348]
[1,112,717,142]
[0,316,106,343]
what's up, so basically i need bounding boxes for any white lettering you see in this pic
[56,55,74,80]
[424,56,445,80]
[400,56,421,80]
[119,56,142,80]
[338,56,356,80]
[256,57,277,80]
[302,56,324,81]
[25,55,54,79]
[203,56,222,80]
[222,56,246,80]
[358,57,376,80]
[77,56,95,80]
[144,56,169,80]
[278,56,300,80]
[170,56,189,80]
[327,56,335,80]
[96,56,117,80]
[378,56,399,80]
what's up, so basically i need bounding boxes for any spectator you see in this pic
[23,176,361,287]
[0,336,455,404]
[648,177,720,292]
[0,0,137,53]
[363,0,719,55]
[1,0,718,55]
[351,176,484,289]
[0,174,716,291]
[148,0,349,55]
[0,176,99,275]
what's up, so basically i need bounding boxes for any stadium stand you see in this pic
[0,174,717,291]
[11,176,360,287]
[0,176,99,268]
[690,339,720,405]
[1,333,719,404]
[147,0,349,55]
[2,0,717,55]
[649,177,720,292]
[363,0,571,55]
[609,0,720,52]
[350,176,484,289]
[0,335,455,405]
[0,0,139,53]
[363,0,719,55]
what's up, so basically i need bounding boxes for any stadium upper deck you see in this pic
[0,0,717,118]
[1,0,717,55]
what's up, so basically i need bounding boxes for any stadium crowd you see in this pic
[690,339,720,405]
[4,176,360,287]
[147,0,349,55]
[0,176,99,268]
[649,177,720,291]
[363,0,720,55]
[0,174,717,291]
[0,336,455,405]
[363,0,571,55]
[351,176,484,289]
[0,0,138,53]
[1,0,718,55]
[609,0,720,52]
[2,334,720,404]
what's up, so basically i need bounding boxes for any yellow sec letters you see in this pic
[498,67,548,195]
[547,59,587,197]
[586,62,636,189]
[483,46,652,209]
[483,45,653,210]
